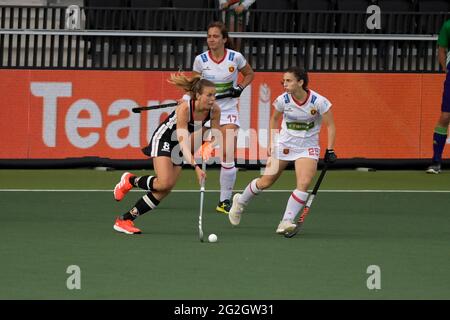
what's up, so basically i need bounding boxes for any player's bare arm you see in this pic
[322,109,336,150]
[268,109,283,156]
[438,46,448,72]
[175,103,196,167]
[239,64,254,88]
[209,103,222,148]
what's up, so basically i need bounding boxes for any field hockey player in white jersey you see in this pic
[228,67,337,234]
[192,21,254,214]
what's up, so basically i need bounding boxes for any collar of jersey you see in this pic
[208,48,228,64]
[291,90,311,107]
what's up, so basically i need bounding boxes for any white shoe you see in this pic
[426,163,441,174]
[276,220,297,234]
[228,193,244,226]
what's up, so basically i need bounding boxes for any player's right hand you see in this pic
[201,142,213,161]
[195,166,206,185]
[324,149,337,163]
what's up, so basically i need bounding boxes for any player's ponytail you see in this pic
[168,73,215,99]
[168,73,200,92]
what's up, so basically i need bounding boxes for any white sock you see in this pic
[220,162,237,202]
[282,189,308,221]
[239,178,262,205]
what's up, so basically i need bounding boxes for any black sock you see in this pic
[122,211,136,221]
[121,192,160,221]
[128,176,137,186]
[133,176,156,190]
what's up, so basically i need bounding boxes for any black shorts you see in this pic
[142,126,184,166]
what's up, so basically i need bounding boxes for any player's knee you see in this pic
[222,150,235,162]
[440,113,450,125]
[258,176,275,190]
[157,179,176,192]
[296,179,312,192]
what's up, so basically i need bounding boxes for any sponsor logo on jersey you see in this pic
[201,53,208,62]
[283,94,290,104]
[229,52,235,61]
[311,95,317,104]
[286,122,315,131]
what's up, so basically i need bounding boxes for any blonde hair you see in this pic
[168,73,215,98]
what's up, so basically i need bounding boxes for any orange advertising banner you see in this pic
[0,70,448,160]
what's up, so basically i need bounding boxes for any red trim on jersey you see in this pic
[208,49,227,64]
[190,99,211,124]
[291,192,306,204]
[292,90,310,107]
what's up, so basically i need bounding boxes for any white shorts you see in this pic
[219,107,240,127]
[273,145,320,161]
[204,107,240,128]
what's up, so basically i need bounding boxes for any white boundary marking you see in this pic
[0,189,449,193]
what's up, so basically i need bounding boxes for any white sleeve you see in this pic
[273,96,285,113]
[242,0,255,10]
[319,97,332,114]
[236,52,247,70]
[193,55,202,74]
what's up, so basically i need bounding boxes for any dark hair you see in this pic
[207,21,233,50]
[286,66,308,90]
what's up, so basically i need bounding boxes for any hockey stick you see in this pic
[132,101,177,113]
[132,93,233,113]
[284,164,329,238]
[198,161,207,242]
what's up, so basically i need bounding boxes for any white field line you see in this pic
[0,189,450,193]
